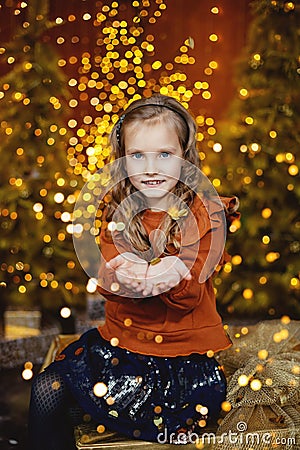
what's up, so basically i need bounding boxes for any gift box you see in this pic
[4,310,42,339]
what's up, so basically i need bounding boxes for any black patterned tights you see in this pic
[28,370,84,450]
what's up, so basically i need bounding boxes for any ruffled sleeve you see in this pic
[159,194,240,313]
[178,194,240,246]
[220,195,240,228]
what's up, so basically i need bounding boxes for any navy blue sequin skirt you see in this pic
[46,328,226,443]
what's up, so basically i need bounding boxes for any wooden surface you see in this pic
[75,423,213,449]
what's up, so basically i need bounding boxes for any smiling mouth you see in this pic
[142,180,165,186]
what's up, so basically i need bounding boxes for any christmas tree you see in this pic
[0,0,87,317]
[210,0,300,318]
[0,0,217,320]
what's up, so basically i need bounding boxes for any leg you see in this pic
[28,370,83,450]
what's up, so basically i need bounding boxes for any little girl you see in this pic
[29,94,239,448]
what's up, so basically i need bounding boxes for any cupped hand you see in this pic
[143,256,191,296]
[106,252,148,292]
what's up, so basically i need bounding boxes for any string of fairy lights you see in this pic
[60,1,233,296]
[1,0,233,301]
[0,0,298,306]
[59,2,223,180]
[0,0,299,395]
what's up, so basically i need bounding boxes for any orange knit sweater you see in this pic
[97,195,239,357]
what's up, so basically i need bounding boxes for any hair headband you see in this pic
[115,103,189,147]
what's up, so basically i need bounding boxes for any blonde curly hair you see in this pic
[106,94,202,259]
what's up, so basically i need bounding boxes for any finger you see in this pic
[119,274,136,285]
[131,283,146,295]
[116,270,137,285]
[152,282,167,296]
[120,276,137,289]
[115,274,127,285]
[135,282,146,292]
[106,255,124,269]
[142,283,154,296]
[152,285,161,296]
[131,279,145,290]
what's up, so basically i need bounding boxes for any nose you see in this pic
[144,154,158,175]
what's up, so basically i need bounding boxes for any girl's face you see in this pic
[124,120,183,210]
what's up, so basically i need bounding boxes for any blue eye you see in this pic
[132,153,143,159]
[160,152,170,158]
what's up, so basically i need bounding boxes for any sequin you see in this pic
[153,416,163,427]
[45,328,226,443]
